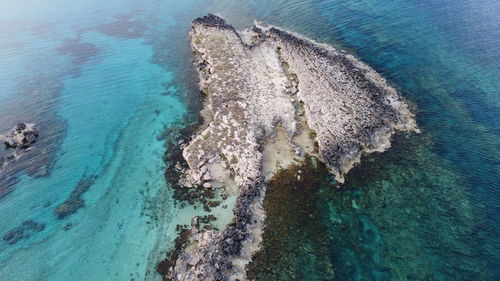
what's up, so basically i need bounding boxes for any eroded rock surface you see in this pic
[0,123,38,149]
[0,123,39,177]
[163,14,418,281]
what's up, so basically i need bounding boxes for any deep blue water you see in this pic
[0,0,498,280]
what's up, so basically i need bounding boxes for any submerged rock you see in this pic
[54,175,96,219]
[3,227,24,245]
[2,220,46,245]
[63,223,73,231]
[54,199,85,219]
[163,14,418,281]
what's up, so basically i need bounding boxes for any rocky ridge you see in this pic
[163,14,418,281]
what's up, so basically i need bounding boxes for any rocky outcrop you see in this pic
[0,123,38,149]
[163,15,418,281]
[0,123,39,174]
[265,26,419,182]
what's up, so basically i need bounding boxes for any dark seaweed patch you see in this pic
[94,11,149,39]
[156,227,192,281]
[57,38,101,77]
[54,175,97,219]
[249,134,493,281]
[246,156,335,281]
[3,220,46,245]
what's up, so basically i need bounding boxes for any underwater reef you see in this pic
[246,134,493,281]
[54,175,97,219]
[2,220,45,245]
[161,14,418,281]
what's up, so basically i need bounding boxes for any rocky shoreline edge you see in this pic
[160,14,418,281]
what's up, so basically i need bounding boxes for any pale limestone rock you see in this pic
[166,14,418,281]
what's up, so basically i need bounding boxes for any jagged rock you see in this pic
[0,123,38,149]
[16,123,26,131]
[163,14,418,281]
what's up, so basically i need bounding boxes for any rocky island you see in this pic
[0,122,38,171]
[0,123,38,149]
[162,14,419,281]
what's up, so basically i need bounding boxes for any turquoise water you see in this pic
[0,0,498,280]
[0,2,202,280]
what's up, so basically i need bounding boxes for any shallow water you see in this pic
[0,0,498,280]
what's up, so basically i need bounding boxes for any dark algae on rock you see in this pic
[247,156,336,281]
[248,134,493,281]
[156,228,192,281]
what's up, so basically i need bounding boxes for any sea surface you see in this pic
[0,0,498,281]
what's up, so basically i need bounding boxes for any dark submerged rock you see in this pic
[54,199,85,219]
[54,175,96,219]
[2,220,46,245]
[3,227,24,245]
[156,228,192,281]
